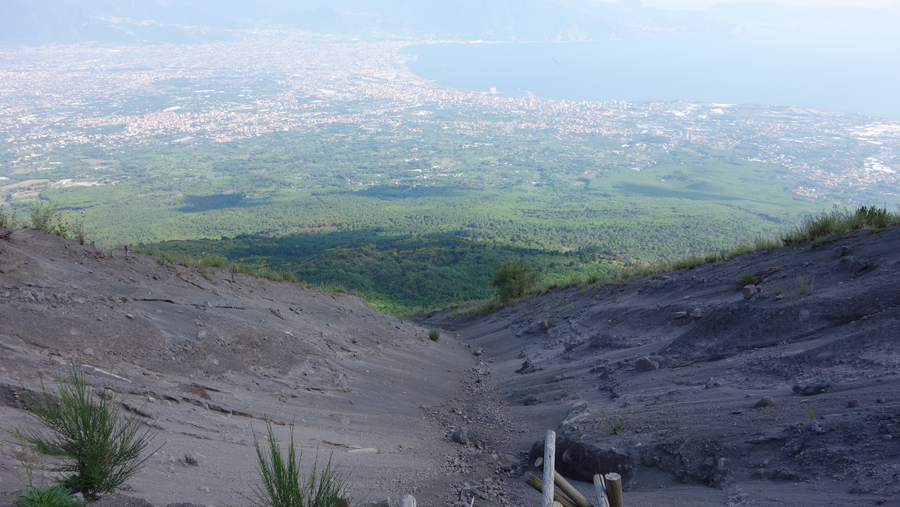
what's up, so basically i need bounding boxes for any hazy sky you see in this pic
[637,0,897,9]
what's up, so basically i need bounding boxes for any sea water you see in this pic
[401,32,900,119]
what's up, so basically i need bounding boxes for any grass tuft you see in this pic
[250,420,349,507]
[12,485,83,507]
[739,269,758,285]
[428,328,440,342]
[795,274,815,298]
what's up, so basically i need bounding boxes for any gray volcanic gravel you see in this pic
[2,226,900,507]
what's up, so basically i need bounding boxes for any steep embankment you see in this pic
[421,226,900,507]
[0,229,488,506]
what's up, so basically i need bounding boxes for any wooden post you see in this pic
[543,430,556,507]
[399,495,416,507]
[592,474,610,507]
[525,473,578,507]
[553,471,593,507]
[604,473,623,507]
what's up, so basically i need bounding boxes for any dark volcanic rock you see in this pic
[451,427,469,445]
[793,379,831,396]
[635,356,659,372]
[754,396,775,408]
[89,494,152,507]
[529,437,635,483]
[516,358,542,374]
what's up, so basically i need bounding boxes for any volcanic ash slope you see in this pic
[421,226,900,507]
[0,229,480,506]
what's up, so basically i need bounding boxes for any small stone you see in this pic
[847,399,860,408]
[534,457,543,468]
[635,357,659,372]
[451,427,469,446]
[516,359,541,374]
[793,379,830,396]
[184,453,199,466]
[754,396,775,408]
[473,348,484,356]
[125,314,134,319]
[884,435,893,441]
[197,330,207,339]
[642,453,661,467]
[690,308,704,319]
[810,422,826,435]
[850,259,868,274]
[83,348,94,357]
[705,377,721,389]
[743,285,757,299]
[539,319,551,331]
[672,311,688,319]
[199,487,209,493]
[833,246,851,258]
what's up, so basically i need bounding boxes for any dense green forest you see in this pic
[146,232,621,313]
[3,111,849,313]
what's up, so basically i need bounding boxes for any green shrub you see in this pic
[200,254,229,269]
[599,408,629,435]
[795,274,815,298]
[428,328,440,342]
[251,420,349,507]
[13,485,83,507]
[28,201,60,233]
[1,205,19,235]
[448,301,502,319]
[739,269,758,285]
[491,260,540,304]
[17,365,159,498]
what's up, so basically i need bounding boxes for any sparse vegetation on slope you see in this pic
[16,366,159,498]
[12,485,83,507]
[780,205,900,245]
[251,421,350,507]
[464,205,900,311]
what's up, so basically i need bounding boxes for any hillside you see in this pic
[419,225,900,506]
[1,225,899,506]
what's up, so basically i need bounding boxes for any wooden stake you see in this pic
[543,430,556,507]
[592,474,610,507]
[604,473,623,507]
[525,473,578,507]
[554,471,593,507]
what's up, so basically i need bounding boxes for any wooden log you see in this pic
[554,471,593,507]
[399,494,416,507]
[525,473,578,507]
[543,430,556,507]
[604,473,623,507]
[593,474,610,507]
